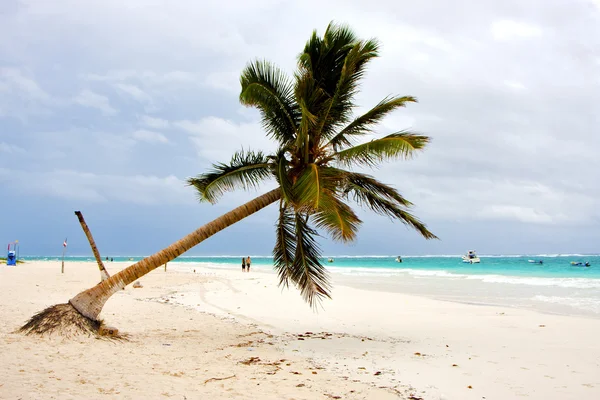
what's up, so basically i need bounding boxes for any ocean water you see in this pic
[21,254,600,317]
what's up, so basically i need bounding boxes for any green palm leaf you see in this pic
[187,150,272,203]
[316,39,380,142]
[292,164,361,242]
[273,202,296,288]
[334,131,430,168]
[312,195,362,242]
[273,150,294,203]
[342,172,413,207]
[293,163,343,209]
[329,95,417,151]
[294,72,329,161]
[341,172,437,239]
[290,213,331,307]
[372,197,438,239]
[240,60,299,145]
[298,23,358,93]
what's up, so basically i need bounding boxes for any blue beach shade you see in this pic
[7,250,16,266]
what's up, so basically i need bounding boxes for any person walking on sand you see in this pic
[246,256,251,272]
[241,257,246,272]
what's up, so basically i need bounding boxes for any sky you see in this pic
[1,0,599,257]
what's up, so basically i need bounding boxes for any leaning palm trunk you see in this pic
[20,189,280,336]
[75,211,110,281]
[69,188,281,321]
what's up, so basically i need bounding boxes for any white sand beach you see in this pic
[1,261,600,399]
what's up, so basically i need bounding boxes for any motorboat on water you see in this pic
[462,250,480,264]
[528,259,543,264]
[395,256,403,263]
[571,261,591,267]
[327,258,334,263]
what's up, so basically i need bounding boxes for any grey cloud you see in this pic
[140,115,170,129]
[73,89,117,116]
[132,129,169,144]
[114,83,152,103]
[0,68,55,119]
[2,168,195,205]
[1,0,599,253]
[174,117,277,162]
[0,142,26,154]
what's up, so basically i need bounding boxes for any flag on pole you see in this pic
[63,238,68,247]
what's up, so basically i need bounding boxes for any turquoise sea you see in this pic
[21,254,600,278]
[21,254,600,317]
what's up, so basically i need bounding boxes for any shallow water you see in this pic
[24,254,600,317]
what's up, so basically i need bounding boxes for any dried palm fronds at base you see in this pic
[18,303,128,340]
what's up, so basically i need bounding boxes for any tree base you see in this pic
[18,303,123,339]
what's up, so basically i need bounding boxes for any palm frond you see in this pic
[293,165,361,242]
[273,150,294,203]
[293,163,344,210]
[290,213,331,307]
[316,38,380,143]
[329,95,417,151]
[312,195,362,242]
[334,131,430,168]
[340,172,437,239]
[187,150,272,203]
[240,60,299,145]
[273,202,296,288]
[298,22,357,90]
[273,200,296,287]
[371,197,438,239]
[294,71,319,160]
[342,172,413,207]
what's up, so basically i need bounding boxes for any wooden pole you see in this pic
[61,246,66,273]
[74,211,110,281]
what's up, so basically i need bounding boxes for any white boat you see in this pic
[462,250,480,264]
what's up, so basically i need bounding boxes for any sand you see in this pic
[1,261,600,399]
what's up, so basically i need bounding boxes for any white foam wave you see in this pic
[325,266,463,279]
[325,266,408,276]
[533,295,600,313]
[466,275,600,289]
[326,266,600,289]
[405,269,463,278]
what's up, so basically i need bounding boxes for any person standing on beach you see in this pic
[241,257,246,272]
[246,256,251,272]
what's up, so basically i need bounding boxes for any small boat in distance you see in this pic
[571,261,591,267]
[528,259,543,264]
[462,250,480,264]
[327,258,334,263]
[395,256,402,263]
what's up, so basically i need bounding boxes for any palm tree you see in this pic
[20,22,437,336]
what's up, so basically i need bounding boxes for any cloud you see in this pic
[0,68,54,118]
[175,116,276,161]
[477,205,561,224]
[1,0,600,253]
[2,168,195,205]
[114,83,152,103]
[0,142,26,154]
[83,70,199,86]
[132,129,169,144]
[0,68,50,101]
[140,115,170,129]
[504,80,527,91]
[73,89,117,115]
[491,20,543,41]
